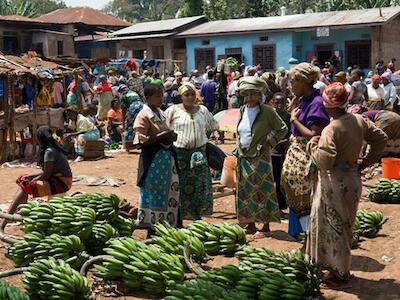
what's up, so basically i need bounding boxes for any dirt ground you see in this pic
[0,140,399,299]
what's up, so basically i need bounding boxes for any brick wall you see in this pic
[371,15,400,64]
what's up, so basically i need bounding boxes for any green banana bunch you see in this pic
[236,247,322,297]
[198,264,242,289]
[352,217,361,249]
[17,201,40,216]
[368,179,400,203]
[111,215,136,237]
[258,270,305,300]
[356,210,387,238]
[64,193,120,221]
[0,280,29,300]
[153,222,206,261]
[9,233,87,269]
[85,223,119,255]
[235,269,271,299]
[166,279,249,300]
[21,203,54,233]
[22,258,92,299]
[186,221,247,255]
[96,237,185,294]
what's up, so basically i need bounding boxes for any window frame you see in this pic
[345,40,371,69]
[252,43,276,71]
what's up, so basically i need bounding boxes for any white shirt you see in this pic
[165,104,219,149]
[367,84,385,102]
[237,105,260,149]
[313,81,326,93]
[228,80,238,97]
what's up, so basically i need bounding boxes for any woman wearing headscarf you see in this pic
[7,126,72,215]
[228,71,241,108]
[234,77,288,234]
[96,75,113,121]
[166,82,219,220]
[381,71,397,110]
[306,83,387,285]
[133,84,179,235]
[366,74,385,111]
[281,63,330,238]
[65,106,101,160]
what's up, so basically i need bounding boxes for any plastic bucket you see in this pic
[220,155,237,188]
[382,157,400,179]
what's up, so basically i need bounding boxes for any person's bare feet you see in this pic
[322,272,352,289]
[260,223,270,233]
[242,223,256,234]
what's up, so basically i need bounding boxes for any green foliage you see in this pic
[177,0,203,18]
[0,0,66,18]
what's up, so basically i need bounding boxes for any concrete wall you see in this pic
[116,38,174,60]
[0,25,33,53]
[31,32,74,57]
[371,15,400,65]
[293,27,372,69]
[185,32,293,72]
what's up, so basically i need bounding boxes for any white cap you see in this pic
[175,71,183,77]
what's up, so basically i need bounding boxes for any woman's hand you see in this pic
[290,107,300,123]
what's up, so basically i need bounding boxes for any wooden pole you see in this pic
[0,76,8,163]
[32,77,38,157]
[62,73,67,106]
[9,75,16,161]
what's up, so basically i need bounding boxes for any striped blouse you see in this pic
[165,104,219,149]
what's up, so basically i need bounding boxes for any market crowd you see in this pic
[8,56,400,287]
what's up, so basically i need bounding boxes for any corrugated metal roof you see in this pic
[178,7,400,37]
[99,32,174,42]
[109,15,206,37]
[0,15,47,23]
[75,32,108,42]
[36,7,131,27]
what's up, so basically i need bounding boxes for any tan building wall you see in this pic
[31,32,75,57]
[371,15,400,64]
[116,38,174,60]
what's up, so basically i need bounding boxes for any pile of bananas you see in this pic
[236,247,322,296]
[9,233,86,269]
[356,210,387,238]
[198,265,242,289]
[186,221,247,255]
[153,223,206,261]
[111,215,136,237]
[22,258,91,300]
[63,193,120,221]
[0,280,29,300]
[166,279,248,300]
[95,237,185,294]
[368,179,400,203]
[85,224,118,255]
[257,270,306,300]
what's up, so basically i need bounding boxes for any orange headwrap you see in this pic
[322,82,348,108]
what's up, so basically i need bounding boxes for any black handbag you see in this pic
[206,142,226,171]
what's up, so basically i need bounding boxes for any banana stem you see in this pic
[80,255,113,276]
[183,242,204,275]
[0,212,24,222]
[0,219,21,244]
[143,238,153,244]
[0,267,28,278]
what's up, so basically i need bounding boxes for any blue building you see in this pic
[179,7,400,73]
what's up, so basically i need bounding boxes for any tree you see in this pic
[202,0,250,20]
[0,0,66,18]
[103,0,182,22]
[176,0,203,18]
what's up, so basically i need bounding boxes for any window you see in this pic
[201,40,210,45]
[152,45,164,59]
[195,48,215,72]
[345,40,371,69]
[57,40,64,56]
[225,47,243,64]
[253,44,275,71]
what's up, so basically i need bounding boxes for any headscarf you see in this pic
[261,72,274,82]
[37,126,67,167]
[289,62,319,84]
[118,84,129,94]
[237,77,267,95]
[163,81,173,91]
[381,71,392,81]
[335,71,346,78]
[178,82,196,95]
[371,74,381,81]
[322,82,348,108]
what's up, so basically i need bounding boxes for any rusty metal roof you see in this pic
[36,7,131,27]
[178,7,400,37]
[109,15,206,37]
[0,15,47,23]
[100,32,174,42]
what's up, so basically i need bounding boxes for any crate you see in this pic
[83,140,105,159]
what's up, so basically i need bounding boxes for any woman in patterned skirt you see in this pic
[281,63,330,238]
[133,84,179,236]
[166,82,219,220]
[234,77,288,235]
[307,83,387,284]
